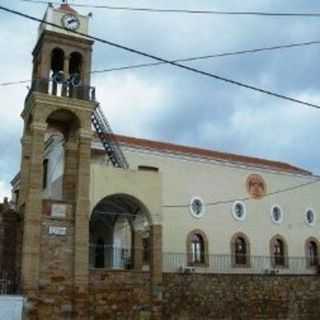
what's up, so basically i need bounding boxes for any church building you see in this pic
[1,3,320,320]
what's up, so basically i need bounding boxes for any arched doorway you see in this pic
[89,194,151,270]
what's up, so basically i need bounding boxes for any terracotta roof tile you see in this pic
[93,133,312,176]
[59,4,78,14]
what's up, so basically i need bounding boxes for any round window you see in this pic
[305,208,316,226]
[232,201,246,221]
[190,197,205,218]
[271,205,283,224]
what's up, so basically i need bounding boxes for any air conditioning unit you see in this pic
[264,269,278,275]
[178,266,196,273]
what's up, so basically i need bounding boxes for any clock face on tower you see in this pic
[62,14,80,31]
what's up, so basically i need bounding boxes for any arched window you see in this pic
[95,238,105,268]
[187,230,209,266]
[69,52,82,75]
[270,235,288,268]
[305,238,319,267]
[51,48,65,75]
[191,234,204,264]
[50,48,65,96]
[231,233,250,267]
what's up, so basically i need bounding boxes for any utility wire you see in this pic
[1,5,320,110]
[3,39,320,87]
[0,80,31,87]
[20,0,320,17]
[3,5,319,211]
[163,177,320,208]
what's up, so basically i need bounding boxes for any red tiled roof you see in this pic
[93,133,311,176]
[59,4,78,14]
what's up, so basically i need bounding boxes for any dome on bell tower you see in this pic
[59,3,78,14]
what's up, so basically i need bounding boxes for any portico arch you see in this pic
[89,194,153,271]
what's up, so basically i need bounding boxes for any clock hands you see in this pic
[67,17,77,25]
[62,14,80,30]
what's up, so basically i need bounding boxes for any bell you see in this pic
[52,71,65,84]
[70,73,81,87]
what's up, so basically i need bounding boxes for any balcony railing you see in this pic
[0,271,19,295]
[163,253,320,275]
[90,244,138,270]
[25,78,96,103]
[89,244,319,275]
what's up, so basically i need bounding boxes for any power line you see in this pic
[3,38,320,87]
[91,40,320,74]
[4,5,319,214]
[0,80,31,87]
[1,5,320,110]
[163,178,320,208]
[20,0,320,17]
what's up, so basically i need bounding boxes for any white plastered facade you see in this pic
[90,143,320,259]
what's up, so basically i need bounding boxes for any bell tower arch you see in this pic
[19,3,95,318]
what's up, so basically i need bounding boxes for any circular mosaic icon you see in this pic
[232,201,247,222]
[246,174,267,199]
[190,197,205,218]
[271,205,284,224]
[305,208,316,226]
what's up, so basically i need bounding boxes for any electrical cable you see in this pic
[20,0,320,17]
[87,177,320,210]
[163,177,320,208]
[2,6,318,214]
[1,5,320,110]
[3,39,320,87]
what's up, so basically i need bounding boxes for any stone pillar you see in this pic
[133,230,144,271]
[64,56,70,79]
[150,224,162,320]
[18,135,32,209]
[21,122,46,291]
[73,133,91,319]
[62,57,70,97]
[38,44,51,93]
[63,141,78,201]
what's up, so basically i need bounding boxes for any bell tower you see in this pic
[31,2,93,99]
[18,3,95,318]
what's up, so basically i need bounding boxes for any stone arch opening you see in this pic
[42,109,81,200]
[69,52,82,78]
[69,52,83,98]
[50,48,65,96]
[89,194,152,271]
[51,48,65,75]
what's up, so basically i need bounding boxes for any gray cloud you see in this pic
[1,0,320,198]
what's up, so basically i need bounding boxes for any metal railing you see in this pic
[91,103,129,169]
[25,78,96,103]
[89,245,319,275]
[163,253,320,275]
[0,272,19,295]
[89,244,134,270]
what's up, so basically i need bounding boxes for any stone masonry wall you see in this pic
[23,200,76,320]
[0,202,20,293]
[89,271,152,320]
[163,273,320,320]
[22,270,320,319]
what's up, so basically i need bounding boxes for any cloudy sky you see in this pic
[1,0,320,199]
